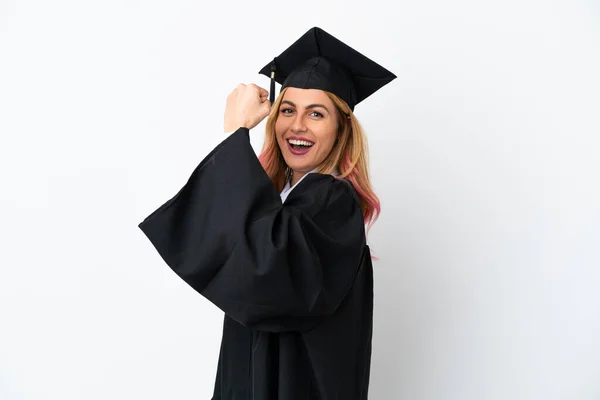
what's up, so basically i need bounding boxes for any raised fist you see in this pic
[224,83,272,132]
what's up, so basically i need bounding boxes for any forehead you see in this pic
[281,87,333,107]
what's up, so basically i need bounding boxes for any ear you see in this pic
[337,112,349,134]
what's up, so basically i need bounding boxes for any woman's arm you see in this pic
[138,127,365,332]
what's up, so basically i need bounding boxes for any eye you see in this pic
[310,111,324,118]
[280,108,294,115]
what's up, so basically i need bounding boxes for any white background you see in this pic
[1,0,599,399]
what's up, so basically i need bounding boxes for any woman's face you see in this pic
[275,88,339,175]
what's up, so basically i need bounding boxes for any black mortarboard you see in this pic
[259,27,396,111]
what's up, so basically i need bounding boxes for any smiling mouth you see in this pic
[287,139,314,149]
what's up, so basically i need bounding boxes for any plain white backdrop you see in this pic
[1,0,599,399]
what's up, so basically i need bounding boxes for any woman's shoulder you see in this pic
[285,173,361,215]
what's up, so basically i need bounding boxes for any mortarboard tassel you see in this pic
[269,59,276,104]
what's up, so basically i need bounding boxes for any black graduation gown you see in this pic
[138,127,374,399]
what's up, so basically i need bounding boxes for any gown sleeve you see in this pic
[138,127,366,332]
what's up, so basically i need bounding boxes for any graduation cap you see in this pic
[259,27,396,111]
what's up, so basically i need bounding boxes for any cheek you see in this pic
[274,120,285,144]
[275,117,291,134]
[316,126,338,153]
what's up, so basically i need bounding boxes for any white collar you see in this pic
[279,168,339,203]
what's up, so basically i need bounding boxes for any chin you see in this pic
[284,160,312,172]
[278,143,323,174]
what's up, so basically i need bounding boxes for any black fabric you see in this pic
[138,128,374,399]
[258,27,396,110]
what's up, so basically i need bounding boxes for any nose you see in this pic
[290,113,307,133]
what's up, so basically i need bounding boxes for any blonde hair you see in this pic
[258,87,381,230]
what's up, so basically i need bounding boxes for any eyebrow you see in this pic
[281,100,330,114]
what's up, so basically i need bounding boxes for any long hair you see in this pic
[257,87,381,232]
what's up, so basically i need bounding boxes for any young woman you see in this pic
[139,27,395,399]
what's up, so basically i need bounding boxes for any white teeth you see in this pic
[288,139,314,147]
